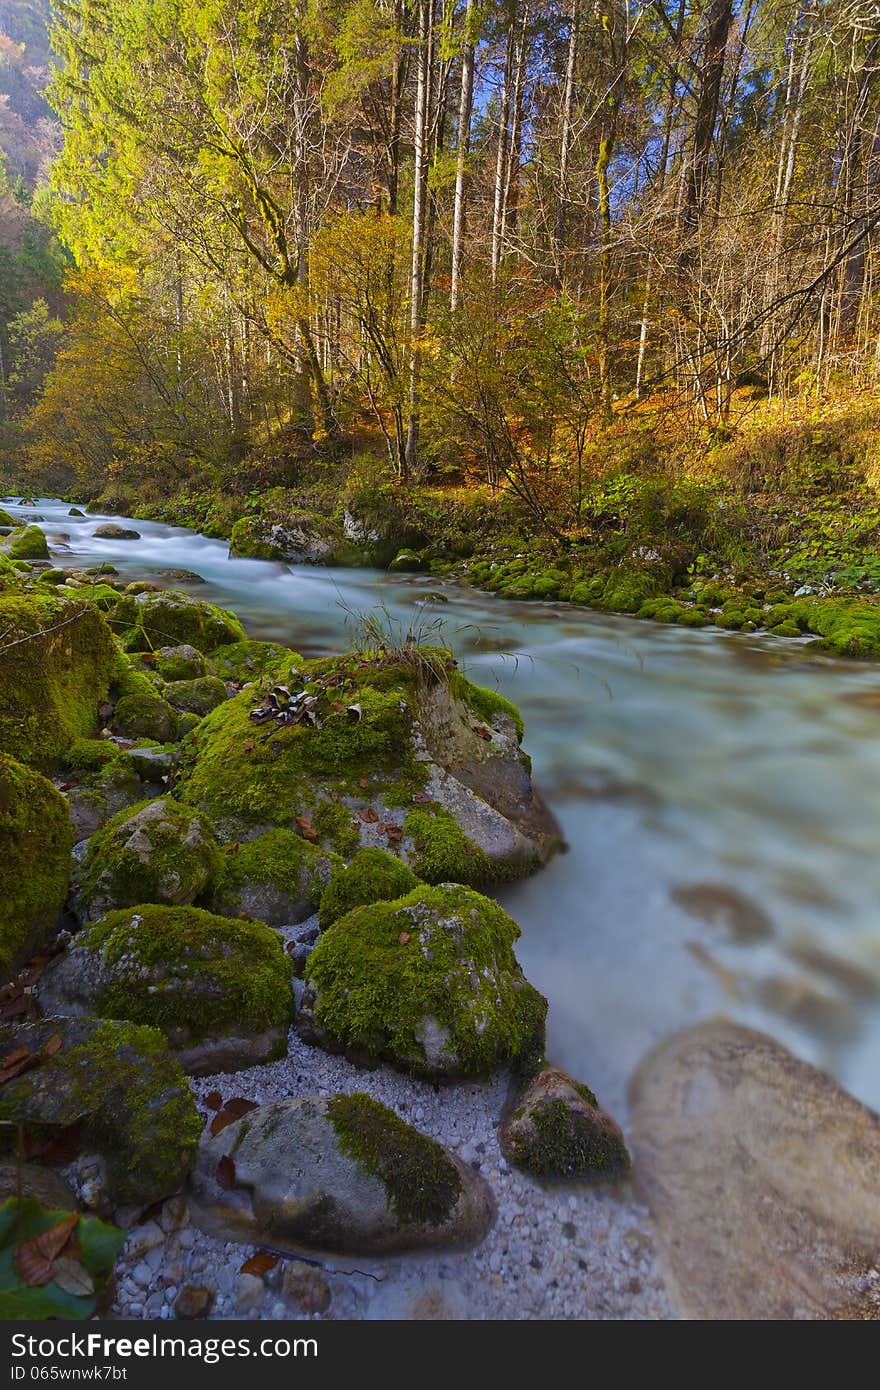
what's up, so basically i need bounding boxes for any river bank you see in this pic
[3,498,880,1320]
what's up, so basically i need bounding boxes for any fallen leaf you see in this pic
[240,1251,279,1278]
[399,932,411,945]
[43,1034,63,1059]
[14,1213,78,1286]
[413,789,431,804]
[204,1091,223,1111]
[358,777,369,789]
[224,1098,258,1120]
[209,1110,236,1137]
[51,1256,95,1297]
[216,1155,236,1190]
[363,807,379,823]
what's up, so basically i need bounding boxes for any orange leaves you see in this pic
[0,1033,63,1085]
[240,1251,279,1278]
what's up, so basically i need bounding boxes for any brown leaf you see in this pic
[225,843,241,856]
[216,1155,236,1190]
[386,826,402,842]
[51,1256,95,1298]
[43,1034,63,1059]
[358,777,369,789]
[240,1251,279,1278]
[363,807,379,823]
[210,1110,236,1137]
[243,741,254,753]
[413,789,431,804]
[399,932,411,945]
[414,836,425,852]
[14,1213,78,1286]
[204,1090,223,1111]
[0,1046,30,1069]
[295,815,318,842]
[224,1098,258,1120]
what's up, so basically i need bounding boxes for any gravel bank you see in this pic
[99,1021,674,1321]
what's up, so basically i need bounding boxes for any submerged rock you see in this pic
[629,1021,880,1320]
[209,828,340,927]
[0,593,117,766]
[37,904,293,1074]
[0,1016,200,1206]
[93,524,140,540]
[0,754,73,976]
[177,649,561,883]
[74,797,222,922]
[299,883,546,1079]
[189,1093,494,1255]
[499,1066,630,1181]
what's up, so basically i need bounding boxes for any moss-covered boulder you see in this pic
[0,1016,200,1206]
[163,676,228,717]
[154,644,206,681]
[300,884,547,1079]
[208,640,299,684]
[37,904,294,1075]
[318,847,420,931]
[388,549,423,572]
[209,829,340,927]
[7,525,49,560]
[110,666,179,743]
[0,756,73,977]
[74,798,222,922]
[0,507,16,527]
[229,510,342,564]
[499,1066,630,1181]
[0,594,117,766]
[189,1094,494,1255]
[107,590,245,654]
[177,651,561,884]
[61,741,153,844]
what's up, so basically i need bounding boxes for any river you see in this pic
[12,495,880,1117]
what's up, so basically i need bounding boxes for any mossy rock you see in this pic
[499,1066,630,1181]
[388,549,423,572]
[770,621,801,638]
[600,568,659,614]
[189,1095,493,1255]
[163,676,228,717]
[38,904,294,1075]
[74,797,222,922]
[637,597,684,624]
[0,555,19,589]
[61,740,147,844]
[210,828,341,927]
[107,590,245,654]
[0,1016,200,1205]
[0,507,16,527]
[154,645,205,681]
[0,755,73,978]
[229,511,341,564]
[110,664,178,742]
[177,651,559,882]
[788,598,880,659]
[7,525,48,560]
[319,847,421,931]
[300,883,547,1079]
[0,594,117,767]
[36,568,69,586]
[208,640,300,684]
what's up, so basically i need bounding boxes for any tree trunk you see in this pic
[450,0,476,314]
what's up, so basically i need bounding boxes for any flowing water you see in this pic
[12,497,880,1116]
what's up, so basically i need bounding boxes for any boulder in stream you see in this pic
[629,1020,880,1319]
[500,1066,630,1181]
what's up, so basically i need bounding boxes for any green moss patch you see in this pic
[0,593,117,766]
[107,590,245,654]
[319,847,421,930]
[0,755,72,977]
[327,1092,461,1226]
[211,828,341,925]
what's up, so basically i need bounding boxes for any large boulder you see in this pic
[177,650,561,884]
[0,593,117,766]
[189,1093,494,1255]
[74,798,222,922]
[499,1066,630,1181]
[92,524,140,540]
[107,590,245,654]
[0,755,73,976]
[229,510,342,564]
[0,1016,200,1206]
[37,904,293,1075]
[629,1021,880,1320]
[209,828,340,927]
[299,884,547,1079]
[7,525,49,559]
